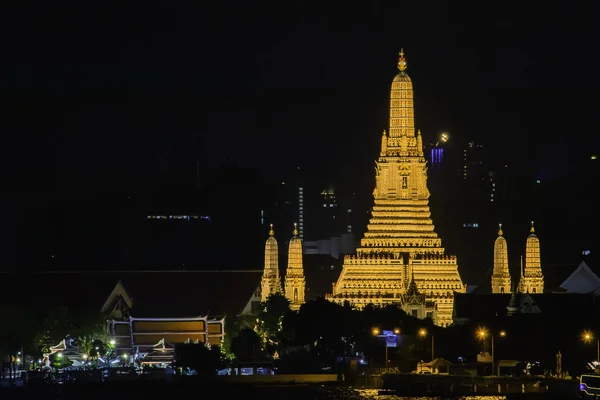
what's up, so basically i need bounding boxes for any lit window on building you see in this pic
[347,225,352,233]
[583,250,591,256]
[347,209,352,213]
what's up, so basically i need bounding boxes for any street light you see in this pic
[419,328,435,361]
[372,327,400,370]
[436,132,450,147]
[477,328,506,376]
[582,330,600,363]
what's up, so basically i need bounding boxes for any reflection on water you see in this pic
[318,387,506,400]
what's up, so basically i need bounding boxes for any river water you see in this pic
[0,383,578,399]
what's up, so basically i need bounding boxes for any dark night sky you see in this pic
[2,1,599,274]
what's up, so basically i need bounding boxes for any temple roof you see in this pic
[558,261,600,294]
[112,271,262,317]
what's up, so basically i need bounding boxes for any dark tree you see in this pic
[231,328,263,361]
[256,293,290,354]
[176,343,222,375]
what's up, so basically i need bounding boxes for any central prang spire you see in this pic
[389,49,415,138]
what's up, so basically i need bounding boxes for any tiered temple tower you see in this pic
[284,223,306,311]
[491,224,512,294]
[326,50,465,326]
[519,222,544,293]
[261,224,282,302]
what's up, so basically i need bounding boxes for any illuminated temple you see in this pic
[327,50,466,326]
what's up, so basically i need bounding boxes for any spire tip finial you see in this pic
[398,49,407,72]
[530,221,535,233]
[269,223,274,237]
[498,223,503,236]
[293,222,298,236]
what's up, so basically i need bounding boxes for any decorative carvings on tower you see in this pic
[491,224,512,294]
[519,221,544,294]
[285,223,306,311]
[490,222,544,295]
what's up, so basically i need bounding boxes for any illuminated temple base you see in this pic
[327,253,464,326]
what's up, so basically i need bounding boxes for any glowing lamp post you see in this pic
[478,328,506,376]
[419,328,434,361]
[436,132,450,147]
[582,331,600,363]
[373,327,400,370]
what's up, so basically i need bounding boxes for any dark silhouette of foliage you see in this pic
[231,328,264,361]
[222,313,255,360]
[257,294,290,335]
[176,343,222,375]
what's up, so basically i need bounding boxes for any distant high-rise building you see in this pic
[316,187,341,237]
[298,186,305,239]
[263,166,310,242]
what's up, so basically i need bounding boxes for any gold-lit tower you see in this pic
[261,224,282,301]
[491,224,511,294]
[327,50,465,326]
[284,223,305,311]
[519,221,544,293]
